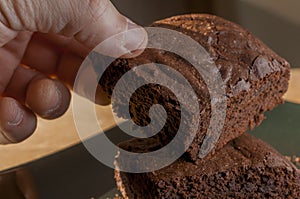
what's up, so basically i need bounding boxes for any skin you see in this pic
[0,0,147,144]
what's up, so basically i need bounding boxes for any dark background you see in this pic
[112,0,300,67]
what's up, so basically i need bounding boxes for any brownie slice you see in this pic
[115,133,300,199]
[99,14,290,160]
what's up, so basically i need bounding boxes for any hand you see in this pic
[0,0,147,144]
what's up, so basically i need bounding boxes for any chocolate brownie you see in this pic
[115,133,300,199]
[99,14,290,160]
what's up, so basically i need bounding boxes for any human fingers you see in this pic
[0,31,32,94]
[4,65,71,125]
[21,34,109,105]
[0,0,147,56]
[0,97,36,144]
[25,76,71,120]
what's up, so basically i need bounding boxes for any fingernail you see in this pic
[123,19,148,58]
[5,98,24,127]
[42,81,62,118]
[0,98,24,143]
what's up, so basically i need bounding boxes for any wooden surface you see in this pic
[283,68,300,104]
[0,95,118,171]
[0,69,299,171]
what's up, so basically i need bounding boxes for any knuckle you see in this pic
[0,0,31,30]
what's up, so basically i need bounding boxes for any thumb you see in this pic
[0,0,147,56]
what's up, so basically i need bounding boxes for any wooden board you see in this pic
[0,69,299,171]
[0,95,118,171]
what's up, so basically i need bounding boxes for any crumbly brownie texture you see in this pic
[99,14,290,161]
[115,134,300,199]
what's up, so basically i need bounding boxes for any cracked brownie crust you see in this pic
[99,14,290,161]
[115,134,300,199]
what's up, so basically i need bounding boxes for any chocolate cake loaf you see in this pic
[115,133,300,199]
[99,14,290,160]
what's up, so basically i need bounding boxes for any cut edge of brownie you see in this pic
[100,14,290,161]
[115,133,300,199]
